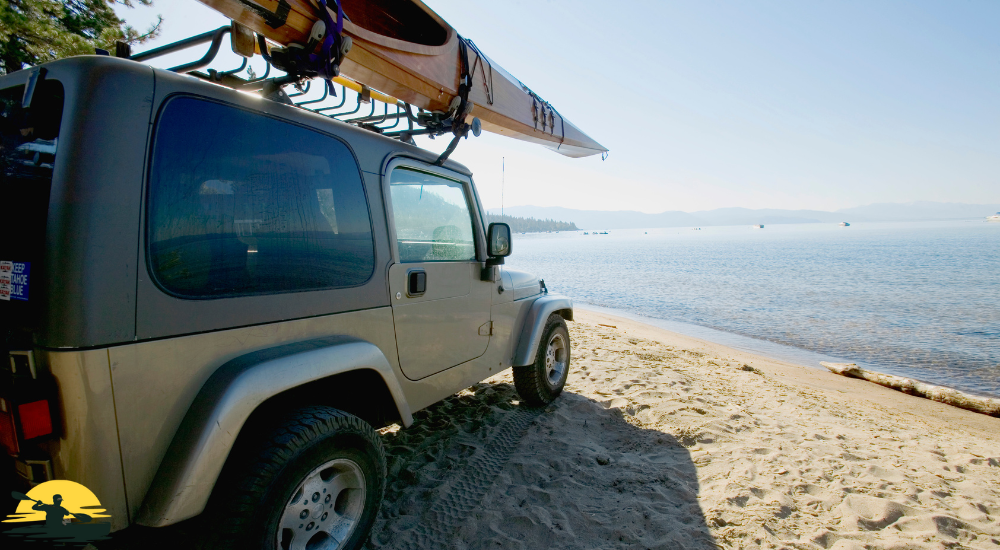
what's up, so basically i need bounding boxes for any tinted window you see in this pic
[0,80,63,327]
[389,169,476,263]
[148,97,374,298]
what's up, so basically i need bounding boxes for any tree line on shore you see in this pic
[485,214,578,233]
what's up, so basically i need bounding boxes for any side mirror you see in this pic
[487,223,512,258]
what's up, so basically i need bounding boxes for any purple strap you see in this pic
[313,0,344,89]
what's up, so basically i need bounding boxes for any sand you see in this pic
[366,309,1000,550]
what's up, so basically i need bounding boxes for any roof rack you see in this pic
[122,24,479,153]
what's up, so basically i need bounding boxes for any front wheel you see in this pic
[513,314,571,406]
[200,406,386,550]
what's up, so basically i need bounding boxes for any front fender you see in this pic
[512,294,574,366]
[135,336,411,527]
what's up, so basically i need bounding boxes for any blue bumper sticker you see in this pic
[0,261,30,301]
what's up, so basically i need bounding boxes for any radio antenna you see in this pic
[501,157,505,217]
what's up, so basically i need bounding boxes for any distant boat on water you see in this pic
[988,212,1000,222]
[839,222,851,227]
[751,224,764,229]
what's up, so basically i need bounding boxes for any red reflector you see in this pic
[18,400,52,440]
[0,409,18,455]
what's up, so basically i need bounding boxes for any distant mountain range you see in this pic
[487,202,1000,230]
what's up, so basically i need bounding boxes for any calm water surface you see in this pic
[505,220,1000,397]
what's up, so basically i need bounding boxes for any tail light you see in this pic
[17,400,53,440]
[1,350,58,457]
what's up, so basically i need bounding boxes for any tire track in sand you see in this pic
[385,406,542,550]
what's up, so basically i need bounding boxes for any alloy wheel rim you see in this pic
[276,458,366,550]
[544,332,568,388]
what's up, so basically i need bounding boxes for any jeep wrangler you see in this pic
[0,54,572,549]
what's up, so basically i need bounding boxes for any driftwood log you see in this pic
[821,362,1000,417]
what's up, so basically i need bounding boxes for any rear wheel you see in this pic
[200,406,386,550]
[513,314,571,406]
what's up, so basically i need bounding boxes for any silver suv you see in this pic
[0,55,572,549]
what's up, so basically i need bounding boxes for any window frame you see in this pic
[382,159,487,266]
[143,93,377,300]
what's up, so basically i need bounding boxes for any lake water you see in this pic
[504,220,1000,398]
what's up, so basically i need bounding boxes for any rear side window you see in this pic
[148,97,374,298]
[0,80,63,319]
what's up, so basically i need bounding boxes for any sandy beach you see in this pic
[365,309,1000,550]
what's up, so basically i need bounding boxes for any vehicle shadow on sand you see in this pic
[367,379,717,550]
[79,378,716,549]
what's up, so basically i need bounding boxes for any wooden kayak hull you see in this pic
[197,0,607,157]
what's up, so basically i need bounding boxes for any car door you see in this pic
[385,162,493,380]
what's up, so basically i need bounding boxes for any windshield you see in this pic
[0,79,64,338]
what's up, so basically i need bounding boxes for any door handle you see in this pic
[406,269,426,297]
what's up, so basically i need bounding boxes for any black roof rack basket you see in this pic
[125,24,479,158]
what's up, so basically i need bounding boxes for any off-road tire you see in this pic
[513,314,571,406]
[198,406,386,550]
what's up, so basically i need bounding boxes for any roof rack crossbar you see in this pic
[313,86,349,112]
[350,105,403,125]
[383,127,438,138]
[294,84,329,106]
[219,57,248,76]
[131,27,226,62]
[376,105,406,132]
[345,101,386,124]
[168,27,232,74]
[340,97,377,123]
[328,92,365,119]
[131,26,232,75]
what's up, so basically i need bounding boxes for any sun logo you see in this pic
[3,480,111,544]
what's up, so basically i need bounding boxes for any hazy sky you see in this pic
[118,0,999,213]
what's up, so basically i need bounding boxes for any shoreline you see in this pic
[573,309,1000,434]
[576,303,852,371]
[575,302,1000,401]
